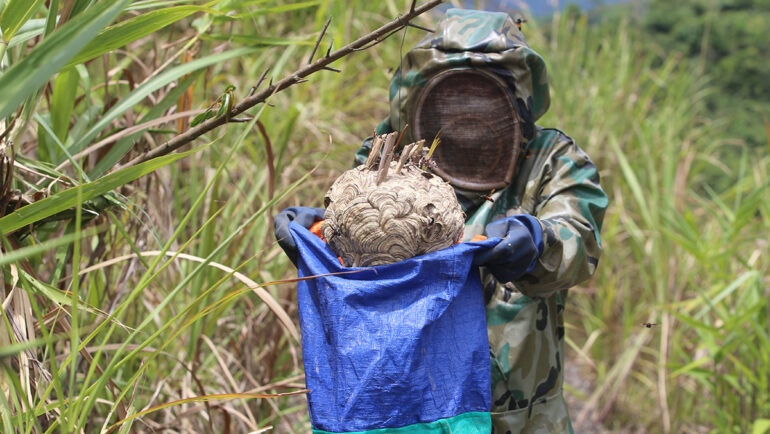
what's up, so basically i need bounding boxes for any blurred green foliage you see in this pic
[643,0,770,148]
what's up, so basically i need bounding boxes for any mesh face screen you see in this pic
[413,69,520,191]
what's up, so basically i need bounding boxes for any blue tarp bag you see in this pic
[290,223,497,433]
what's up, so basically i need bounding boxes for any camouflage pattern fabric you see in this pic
[354,9,608,434]
[385,8,549,145]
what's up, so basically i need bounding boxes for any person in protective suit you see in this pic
[275,8,608,433]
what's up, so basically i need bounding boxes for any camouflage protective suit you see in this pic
[354,9,608,434]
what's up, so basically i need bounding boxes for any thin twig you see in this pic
[321,66,341,73]
[308,17,332,64]
[407,22,435,33]
[122,0,444,169]
[352,28,403,52]
[248,68,270,97]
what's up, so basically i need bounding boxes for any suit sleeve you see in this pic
[516,136,608,296]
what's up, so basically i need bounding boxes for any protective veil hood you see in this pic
[389,8,550,144]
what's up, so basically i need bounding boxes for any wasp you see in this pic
[515,18,528,31]
[479,188,496,203]
[642,323,658,328]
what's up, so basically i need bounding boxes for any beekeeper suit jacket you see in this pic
[354,9,608,434]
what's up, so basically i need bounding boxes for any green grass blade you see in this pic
[0,227,97,267]
[0,0,46,42]
[48,67,79,160]
[0,146,205,234]
[0,0,130,120]
[89,69,203,178]
[17,269,106,319]
[6,16,46,47]
[202,33,313,46]
[69,47,255,157]
[754,419,770,434]
[232,0,322,18]
[64,5,215,68]
[0,332,68,359]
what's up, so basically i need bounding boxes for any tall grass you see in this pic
[533,10,770,433]
[0,0,767,432]
[0,0,422,431]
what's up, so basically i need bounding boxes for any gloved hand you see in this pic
[274,207,326,266]
[473,214,544,283]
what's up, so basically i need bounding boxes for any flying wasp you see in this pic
[642,323,658,328]
[515,18,528,31]
[479,188,496,203]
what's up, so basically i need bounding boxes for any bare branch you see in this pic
[321,66,341,73]
[308,17,332,64]
[122,0,444,169]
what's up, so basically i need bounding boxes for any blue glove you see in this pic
[473,214,544,283]
[274,207,326,266]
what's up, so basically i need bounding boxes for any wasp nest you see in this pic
[322,132,465,267]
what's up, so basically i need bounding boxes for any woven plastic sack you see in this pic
[290,223,496,433]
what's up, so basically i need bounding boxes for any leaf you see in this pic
[753,419,770,434]
[0,0,130,120]
[0,0,46,42]
[231,0,322,18]
[89,70,204,178]
[0,227,97,267]
[190,109,215,127]
[6,16,46,47]
[202,33,313,46]
[69,47,256,157]
[0,333,68,359]
[108,390,309,431]
[18,269,105,319]
[0,146,205,234]
[48,67,80,159]
[65,5,215,68]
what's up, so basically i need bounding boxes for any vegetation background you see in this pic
[0,0,767,432]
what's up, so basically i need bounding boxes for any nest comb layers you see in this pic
[322,132,465,267]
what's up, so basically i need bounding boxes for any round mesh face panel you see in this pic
[413,69,520,191]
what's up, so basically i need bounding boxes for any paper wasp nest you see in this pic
[322,132,465,267]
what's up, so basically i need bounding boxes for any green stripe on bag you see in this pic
[312,411,491,434]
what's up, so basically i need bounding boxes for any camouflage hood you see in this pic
[388,8,550,142]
